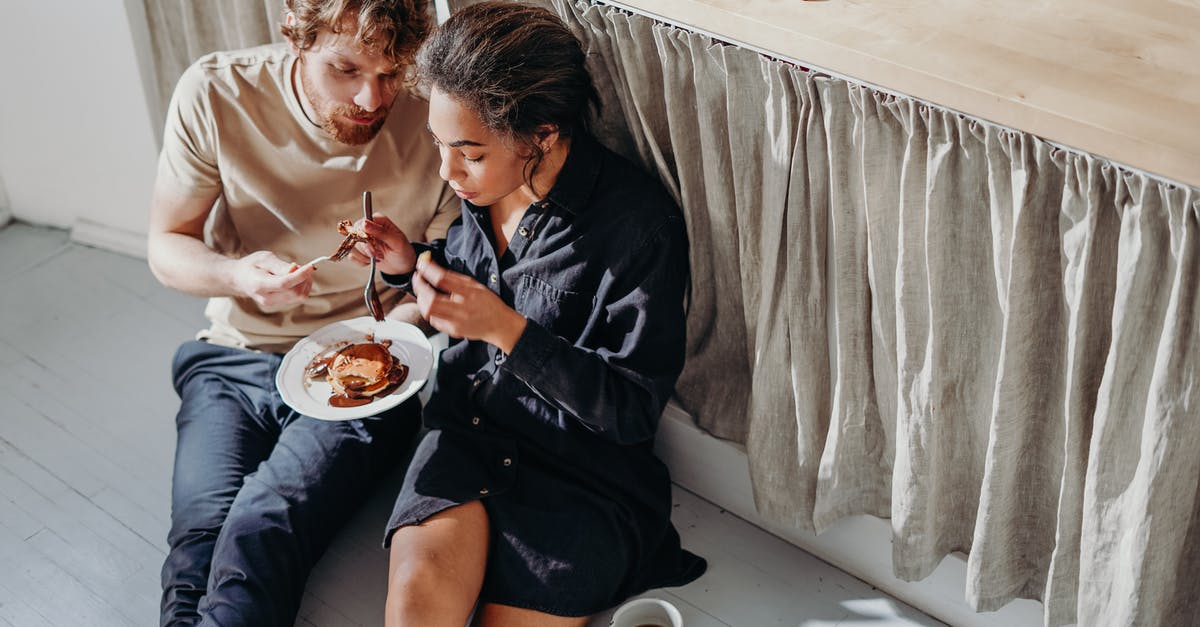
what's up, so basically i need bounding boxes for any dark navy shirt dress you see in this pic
[381,132,706,616]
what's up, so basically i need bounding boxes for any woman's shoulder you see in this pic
[586,136,682,225]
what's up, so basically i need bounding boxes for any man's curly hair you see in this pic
[281,0,430,80]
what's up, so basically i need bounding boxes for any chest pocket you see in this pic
[514,274,596,340]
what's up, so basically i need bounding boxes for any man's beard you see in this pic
[321,104,387,145]
[298,64,389,145]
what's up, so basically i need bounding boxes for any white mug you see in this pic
[609,597,683,627]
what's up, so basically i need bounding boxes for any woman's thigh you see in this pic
[387,500,491,626]
[472,603,589,627]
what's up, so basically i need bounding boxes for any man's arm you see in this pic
[147,182,232,296]
[385,295,430,331]
[147,181,315,308]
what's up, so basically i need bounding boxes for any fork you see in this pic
[299,254,331,268]
[362,190,386,321]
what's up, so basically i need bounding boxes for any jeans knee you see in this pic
[168,498,230,547]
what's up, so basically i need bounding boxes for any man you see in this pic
[146,1,455,625]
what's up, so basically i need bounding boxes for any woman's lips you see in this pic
[454,189,478,200]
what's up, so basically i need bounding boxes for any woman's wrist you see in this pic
[489,308,528,354]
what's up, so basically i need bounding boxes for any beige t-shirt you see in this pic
[158,43,457,352]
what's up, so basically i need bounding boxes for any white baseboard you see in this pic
[655,403,1046,627]
[70,217,147,259]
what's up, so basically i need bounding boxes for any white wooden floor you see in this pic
[0,221,942,627]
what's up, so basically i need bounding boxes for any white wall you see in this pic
[0,171,11,228]
[0,1,160,254]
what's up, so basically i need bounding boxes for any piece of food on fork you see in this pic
[329,219,375,261]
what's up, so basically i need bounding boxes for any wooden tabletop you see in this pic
[608,0,1200,189]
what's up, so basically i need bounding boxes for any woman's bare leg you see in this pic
[385,500,490,627]
[473,603,590,627]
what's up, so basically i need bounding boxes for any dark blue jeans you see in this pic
[160,340,419,627]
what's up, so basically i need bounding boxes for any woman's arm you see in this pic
[410,216,689,445]
[500,217,689,445]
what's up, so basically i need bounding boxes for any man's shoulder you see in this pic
[190,43,291,73]
[179,43,291,92]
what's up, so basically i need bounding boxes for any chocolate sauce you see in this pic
[305,354,333,379]
[328,395,373,408]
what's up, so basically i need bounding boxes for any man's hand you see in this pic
[411,254,527,353]
[228,251,315,309]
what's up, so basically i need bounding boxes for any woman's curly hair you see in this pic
[417,1,600,188]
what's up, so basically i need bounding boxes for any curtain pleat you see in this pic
[1078,179,1200,625]
[548,1,1200,624]
[143,0,286,125]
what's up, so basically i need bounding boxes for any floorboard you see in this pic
[0,222,941,626]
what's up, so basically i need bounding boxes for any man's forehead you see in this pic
[310,28,400,71]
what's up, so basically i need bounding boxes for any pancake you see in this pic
[322,340,408,407]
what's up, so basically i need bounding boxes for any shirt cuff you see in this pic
[502,319,558,385]
[379,243,436,293]
[380,271,413,292]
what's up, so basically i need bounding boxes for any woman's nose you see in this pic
[438,153,463,183]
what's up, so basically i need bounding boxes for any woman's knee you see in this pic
[385,502,490,623]
[385,544,479,627]
[386,547,451,607]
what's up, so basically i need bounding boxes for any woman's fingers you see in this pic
[413,269,471,337]
[414,253,446,289]
[363,214,404,238]
[348,243,373,266]
[412,270,444,318]
[414,255,475,295]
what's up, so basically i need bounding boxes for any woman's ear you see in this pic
[534,125,561,154]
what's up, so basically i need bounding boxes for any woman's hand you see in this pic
[412,254,527,352]
[227,250,314,309]
[348,215,417,275]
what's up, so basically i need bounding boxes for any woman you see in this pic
[358,3,705,624]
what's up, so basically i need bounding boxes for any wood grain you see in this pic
[608,0,1200,188]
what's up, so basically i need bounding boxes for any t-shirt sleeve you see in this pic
[156,60,222,197]
[423,183,460,241]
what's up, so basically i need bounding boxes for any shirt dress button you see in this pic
[502,458,512,467]
[518,226,530,237]
[494,353,505,365]
[471,417,481,426]
[489,273,498,284]
[479,488,490,495]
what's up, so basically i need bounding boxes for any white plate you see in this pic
[276,316,434,421]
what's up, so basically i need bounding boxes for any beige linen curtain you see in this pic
[537,1,1200,625]
[143,0,286,126]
